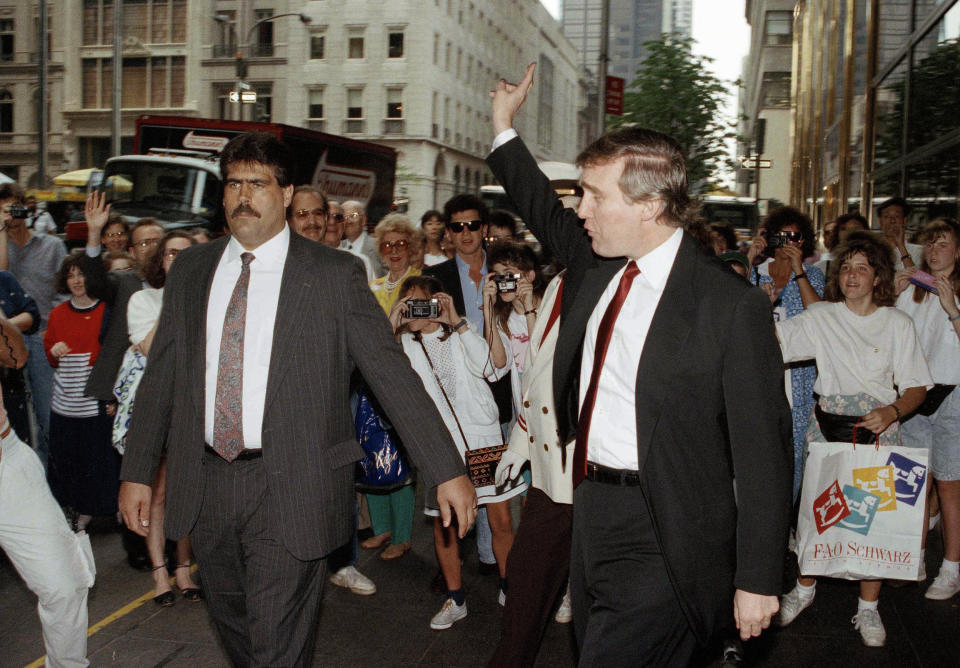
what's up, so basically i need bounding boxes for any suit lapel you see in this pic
[191,238,228,412]
[633,234,698,470]
[263,234,316,416]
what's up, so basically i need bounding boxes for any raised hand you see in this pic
[490,63,536,135]
[84,191,110,235]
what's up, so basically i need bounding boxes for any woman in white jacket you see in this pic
[389,275,526,631]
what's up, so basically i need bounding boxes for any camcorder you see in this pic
[766,230,803,249]
[908,269,939,295]
[495,273,520,292]
[407,298,440,319]
[7,205,28,220]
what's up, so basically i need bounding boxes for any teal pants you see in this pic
[366,484,415,544]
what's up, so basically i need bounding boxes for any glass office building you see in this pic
[792,0,960,230]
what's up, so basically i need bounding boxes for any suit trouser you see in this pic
[489,487,572,667]
[0,426,94,668]
[191,450,327,668]
[570,480,698,667]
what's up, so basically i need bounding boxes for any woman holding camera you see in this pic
[748,207,825,499]
[390,275,523,630]
[895,218,960,601]
[482,241,546,423]
[774,231,931,646]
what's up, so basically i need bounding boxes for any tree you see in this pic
[611,35,734,191]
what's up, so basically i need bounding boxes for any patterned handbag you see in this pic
[354,388,409,488]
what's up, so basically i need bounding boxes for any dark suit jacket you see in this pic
[423,258,514,423]
[120,232,466,560]
[80,253,143,402]
[488,136,793,644]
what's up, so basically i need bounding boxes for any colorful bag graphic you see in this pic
[796,441,927,581]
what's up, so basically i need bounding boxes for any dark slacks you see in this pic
[191,449,327,668]
[489,487,573,667]
[570,480,698,667]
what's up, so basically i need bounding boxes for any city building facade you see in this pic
[737,0,794,208]
[792,0,960,230]
[5,0,586,220]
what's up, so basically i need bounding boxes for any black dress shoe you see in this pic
[478,561,498,576]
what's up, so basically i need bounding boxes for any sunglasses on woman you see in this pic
[447,220,483,233]
[380,239,409,253]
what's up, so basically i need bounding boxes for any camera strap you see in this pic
[417,337,470,449]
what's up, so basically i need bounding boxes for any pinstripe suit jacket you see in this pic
[119,231,465,560]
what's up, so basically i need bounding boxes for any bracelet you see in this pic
[891,404,902,422]
[950,312,960,322]
[453,318,468,331]
[901,252,913,262]
[793,272,807,281]
[524,308,538,316]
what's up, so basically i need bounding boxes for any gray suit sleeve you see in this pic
[342,261,466,490]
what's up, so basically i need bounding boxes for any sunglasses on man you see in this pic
[446,220,483,233]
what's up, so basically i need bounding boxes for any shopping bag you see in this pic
[111,346,147,455]
[796,440,928,581]
[354,388,409,489]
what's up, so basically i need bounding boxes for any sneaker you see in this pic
[554,589,573,624]
[852,609,886,647]
[430,597,468,630]
[775,586,814,627]
[925,570,960,600]
[329,565,376,596]
[498,588,506,606]
[929,511,941,531]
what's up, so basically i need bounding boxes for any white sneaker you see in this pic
[498,588,506,606]
[775,585,814,627]
[925,570,960,600]
[852,609,886,647]
[554,589,573,624]
[328,565,376,595]
[430,597,468,630]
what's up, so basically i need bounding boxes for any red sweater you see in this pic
[43,300,106,367]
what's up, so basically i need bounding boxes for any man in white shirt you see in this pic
[340,200,385,277]
[878,197,923,270]
[118,132,477,666]
[486,64,793,664]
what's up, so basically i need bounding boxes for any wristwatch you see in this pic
[453,318,468,331]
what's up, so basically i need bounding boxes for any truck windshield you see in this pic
[102,160,219,220]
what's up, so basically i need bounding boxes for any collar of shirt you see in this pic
[340,230,368,252]
[454,251,486,278]
[225,223,290,269]
[632,227,682,290]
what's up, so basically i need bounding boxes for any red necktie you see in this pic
[213,252,254,462]
[573,261,640,487]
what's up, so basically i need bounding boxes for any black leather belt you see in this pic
[585,462,642,486]
[204,444,263,460]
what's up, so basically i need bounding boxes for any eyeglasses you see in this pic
[343,212,363,221]
[163,248,181,260]
[133,237,161,249]
[380,239,409,253]
[104,231,127,239]
[293,208,327,220]
[447,220,483,233]
[330,213,345,223]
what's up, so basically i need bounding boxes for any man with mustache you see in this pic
[118,132,477,666]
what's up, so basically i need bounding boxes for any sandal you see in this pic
[152,565,176,607]
[175,564,204,601]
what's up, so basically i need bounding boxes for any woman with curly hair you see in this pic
[369,213,423,315]
[774,231,932,647]
[895,218,960,601]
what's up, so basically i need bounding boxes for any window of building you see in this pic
[213,10,236,57]
[388,31,404,58]
[213,83,232,120]
[310,33,325,59]
[307,89,324,130]
[82,56,184,109]
[346,88,364,133]
[253,84,272,123]
[537,55,554,149]
[254,9,274,57]
[760,71,791,108]
[433,33,439,64]
[348,32,365,59]
[445,41,451,71]
[764,11,793,45]
[385,87,404,134]
[0,89,12,133]
[83,0,185,46]
[1,19,13,62]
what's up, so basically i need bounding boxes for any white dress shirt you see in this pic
[338,235,376,282]
[579,228,683,470]
[204,225,289,450]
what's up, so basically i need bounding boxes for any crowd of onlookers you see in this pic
[2,170,960,663]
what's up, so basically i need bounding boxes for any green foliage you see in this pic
[610,35,735,191]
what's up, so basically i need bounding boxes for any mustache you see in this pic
[232,205,260,218]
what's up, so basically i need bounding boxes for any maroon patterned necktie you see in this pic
[213,252,255,462]
[573,261,640,487]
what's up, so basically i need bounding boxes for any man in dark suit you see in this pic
[118,132,477,667]
[487,64,792,664]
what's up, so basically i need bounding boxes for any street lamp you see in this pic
[215,12,312,121]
